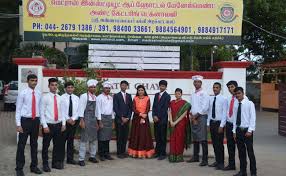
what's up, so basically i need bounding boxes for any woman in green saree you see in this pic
[168,88,191,162]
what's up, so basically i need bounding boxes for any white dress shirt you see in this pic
[96,93,114,119]
[207,94,227,127]
[190,89,209,116]
[227,95,249,123]
[232,98,256,133]
[78,92,101,119]
[60,93,79,121]
[15,87,41,126]
[121,91,127,102]
[159,90,166,97]
[40,92,64,128]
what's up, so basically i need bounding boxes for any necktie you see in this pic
[68,95,73,117]
[229,96,235,117]
[236,102,242,126]
[158,94,161,101]
[54,95,58,121]
[32,90,36,120]
[123,93,126,103]
[212,96,216,119]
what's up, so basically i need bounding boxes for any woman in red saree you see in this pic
[169,88,191,162]
[128,85,155,158]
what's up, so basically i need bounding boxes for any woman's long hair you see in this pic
[136,85,148,96]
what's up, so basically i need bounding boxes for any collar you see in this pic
[239,98,247,104]
[195,88,202,94]
[160,91,166,96]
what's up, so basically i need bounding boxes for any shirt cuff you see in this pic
[16,120,21,127]
[248,128,254,133]
[62,121,66,126]
[43,123,48,128]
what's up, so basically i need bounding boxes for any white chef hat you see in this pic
[87,79,98,87]
[103,81,113,88]
[192,75,204,81]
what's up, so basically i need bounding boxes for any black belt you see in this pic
[21,116,39,120]
[237,127,248,131]
[210,119,221,123]
[47,122,62,126]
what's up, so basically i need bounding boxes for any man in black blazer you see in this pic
[152,80,171,160]
[113,80,133,158]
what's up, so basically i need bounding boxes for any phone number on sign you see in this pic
[32,23,235,34]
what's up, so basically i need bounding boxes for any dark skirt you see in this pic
[128,115,155,158]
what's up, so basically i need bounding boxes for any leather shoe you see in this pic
[251,174,257,176]
[78,161,85,167]
[105,155,114,160]
[199,161,208,167]
[117,154,125,159]
[16,170,25,176]
[158,155,167,160]
[186,158,199,163]
[99,156,105,161]
[30,167,42,174]
[153,153,160,158]
[89,157,99,163]
[215,164,225,170]
[223,165,236,171]
[42,165,51,172]
[67,160,78,165]
[208,162,217,167]
[233,171,247,176]
[52,162,63,170]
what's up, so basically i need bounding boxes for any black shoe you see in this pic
[153,153,160,158]
[215,164,225,170]
[42,165,51,172]
[208,162,217,167]
[251,174,257,176]
[99,156,105,161]
[89,157,98,163]
[117,154,125,159]
[30,167,42,174]
[16,170,25,176]
[52,162,63,170]
[233,171,247,176]
[223,165,236,171]
[105,155,114,160]
[199,161,208,167]
[67,160,78,165]
[186,158,199,163]
[78,161,85,167]
[158,155,166,160]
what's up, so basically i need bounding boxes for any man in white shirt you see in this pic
[60,81,79,165]
[78,79,100,166]
[233,87,257,176]
[41,78,66,172]
[97,81,115,161]
[187,75,209,167]
[224,80,239,171]
[15,74,42,176]
[207,82,227,170]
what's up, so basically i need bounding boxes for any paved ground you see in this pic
[0,103,285,176]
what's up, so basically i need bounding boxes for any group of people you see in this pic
[15,74,257,176]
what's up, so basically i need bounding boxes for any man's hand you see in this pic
[43,127,50,134]
[153,116,159,123]
[99,121,104,129]
[112,122,115,130]
[141,114,147,119]
[67,119,75,125]
[218,127,224,134]
[16,126,23,133]
[61,125,66,132]
[207,126,210,132]
[233,133,236,141]
[79,119,85,129]
[121,117,129,124]
[245,132,252,138]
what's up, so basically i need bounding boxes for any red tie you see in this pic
[158,94,161,101]
[54,95,58,121]
[228,96,235,117]
[32,91,36,120]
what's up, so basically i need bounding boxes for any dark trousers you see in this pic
[63,120,79,161]
[98,140,110,157]
[115,122,129,155]
[154,122,167,156]
[16,117,40,171]
[210,120,224,165]
[42,123,64,166]
[236,128,257,175]
[226,122,236,167]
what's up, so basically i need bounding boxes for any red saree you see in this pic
[169,99,191,162]
[128,96,155,158]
